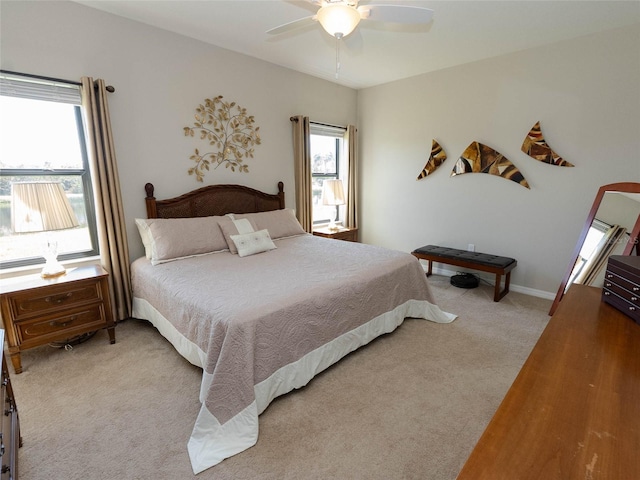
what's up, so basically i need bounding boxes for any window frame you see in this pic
[310,123,347,226]
[0,71,100,270]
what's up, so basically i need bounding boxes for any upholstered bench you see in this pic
[411,245,517,302]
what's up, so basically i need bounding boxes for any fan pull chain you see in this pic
[335,33,343,79]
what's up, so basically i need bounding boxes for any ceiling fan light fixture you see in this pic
[317,4,361,38]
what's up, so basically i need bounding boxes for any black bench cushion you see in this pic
[412,245,516,269]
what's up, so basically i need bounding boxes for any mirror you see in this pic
[549,182,640,315]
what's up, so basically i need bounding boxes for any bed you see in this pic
[131,181,456,474]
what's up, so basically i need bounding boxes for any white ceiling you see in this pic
[74,0,640,89]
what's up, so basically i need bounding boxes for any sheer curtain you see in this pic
[81,77,132,321]
[291,115,312,232]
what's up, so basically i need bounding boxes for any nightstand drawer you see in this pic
[16,304,106,346]
[8,281,102,321]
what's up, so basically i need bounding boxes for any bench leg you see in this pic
[426,260,433,277]
[493,272,511,302]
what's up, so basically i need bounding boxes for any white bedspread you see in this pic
[131,234,456,474]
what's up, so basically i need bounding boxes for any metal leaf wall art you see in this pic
[451,141,530,189]
[521,121,572,167]
[184,95,261,182]
[417,139,447,180]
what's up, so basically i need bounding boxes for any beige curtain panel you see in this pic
[345,125,359,229]
[81,77,132,321]
[291,115,313,232]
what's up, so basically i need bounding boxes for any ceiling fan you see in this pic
[267,0,434,40]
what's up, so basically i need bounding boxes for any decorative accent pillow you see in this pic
[134,216,228,265]
[231,209,306,239]
[218,216,259,254]
[230,229,277,257]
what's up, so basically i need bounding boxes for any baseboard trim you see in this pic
[421,263,555,301]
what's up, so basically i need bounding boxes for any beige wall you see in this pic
[3,2,639,296]
[0,1,357,262]
[357,24,640,296]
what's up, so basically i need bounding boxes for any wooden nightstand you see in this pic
[0,265,116,374]
[313,226,359,242]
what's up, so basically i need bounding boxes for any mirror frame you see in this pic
[549,182,640,315]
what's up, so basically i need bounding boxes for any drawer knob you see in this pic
[49,316,77,328]
[603,291,610,296]
[46,292,73,304]
[605,283,612,288]
[630,306,637,312]
[632,297,638,302]
[634,287,640,292]
[606,274,613,279]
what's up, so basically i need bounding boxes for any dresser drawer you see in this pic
[604,277,640,306]
[605,266,640,293]
[1,390,14,447]
[0,331,19,479]
[16,304,107,347]
[0,376,7,436]
[603,289,640,324]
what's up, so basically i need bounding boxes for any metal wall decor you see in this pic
[521,121,572,166]
[184,95,261,182]
[452,141,530,189]
[417,139,447,180]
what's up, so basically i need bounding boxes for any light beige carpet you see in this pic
[10,275,551,480]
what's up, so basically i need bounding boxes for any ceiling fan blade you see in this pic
[361,5,434,24]
[266,15,317,35]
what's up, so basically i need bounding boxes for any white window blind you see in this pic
[0,72,81,105]
[310,122,346,137]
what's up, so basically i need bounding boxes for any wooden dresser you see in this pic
[0,265,116,374]
[0,330,19,480]
[457,284,640,480]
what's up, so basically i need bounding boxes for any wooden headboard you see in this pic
[144,182,285,219]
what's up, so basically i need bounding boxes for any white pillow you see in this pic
[231,209,306,239]
[134,216,229,265]
[230,229,277,257]
[218,216,259,254]
[135,218,153,259]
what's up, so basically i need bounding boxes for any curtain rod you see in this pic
[289,117,345,130]
[0,69,115,92]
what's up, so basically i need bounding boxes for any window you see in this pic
[0,72,98,269]
[310,123,346,225]
[567,219,609,284]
